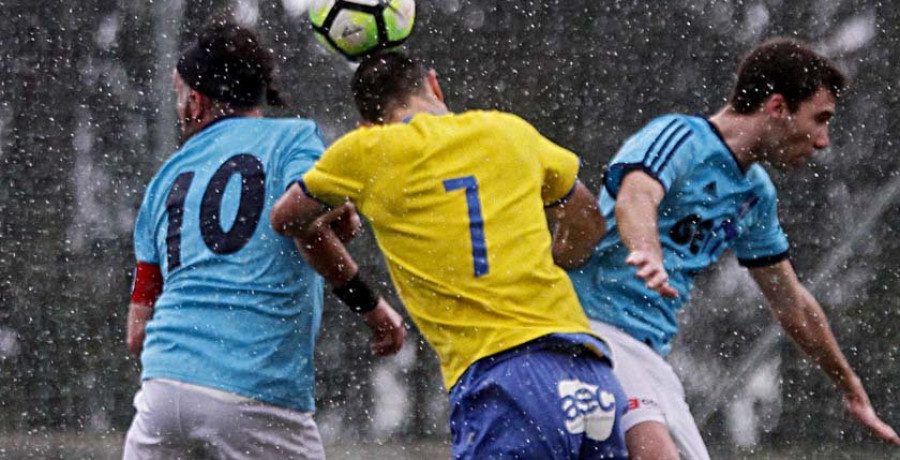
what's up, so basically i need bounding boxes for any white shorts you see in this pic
[123,379,325,460]
[591,321,710,460]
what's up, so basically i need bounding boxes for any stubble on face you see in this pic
[770,88,837,171]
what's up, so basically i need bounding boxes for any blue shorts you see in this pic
[449,334,628,459]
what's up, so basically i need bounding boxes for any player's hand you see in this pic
[363,299,406,356]
[626,250,679,298]
[844,387,900,445]
[328,203,361,243]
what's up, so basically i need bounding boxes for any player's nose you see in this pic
[814,130,830,150]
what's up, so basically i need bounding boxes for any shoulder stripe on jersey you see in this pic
[648,124,690,171]
[652,129,693,174]
[640,119,683,167]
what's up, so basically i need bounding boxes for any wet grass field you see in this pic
[1,433,899,459]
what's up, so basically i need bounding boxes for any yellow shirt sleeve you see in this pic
[507,115,580,205]
[301,129,370,207]
[539,140,580,206]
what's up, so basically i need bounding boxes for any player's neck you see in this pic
[708,106,766,170]
[388,97,448,124]
[206,107,263,124]
[182,107,263,144]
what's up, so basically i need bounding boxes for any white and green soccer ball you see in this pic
[309,0,416,61]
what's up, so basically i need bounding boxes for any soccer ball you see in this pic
[309,0,415,61]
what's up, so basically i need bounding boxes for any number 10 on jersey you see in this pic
[443,176,489,277]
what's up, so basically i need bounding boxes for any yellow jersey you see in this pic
[302,110,597,389]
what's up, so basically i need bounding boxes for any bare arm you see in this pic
[296,223,405,355]
[126,302,153,356]
[272,183,405,356]
[751,260,900,444]
[271,183,333,239]
[615,171,678,297]
[294,204,362,286]
[126,262,163,356]
[276,185,362,286]
[546,181,605,269]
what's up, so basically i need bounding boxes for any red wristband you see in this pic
[131,262,163,305]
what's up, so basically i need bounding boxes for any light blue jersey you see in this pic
[133,117,325,411]
[569,115,789,356]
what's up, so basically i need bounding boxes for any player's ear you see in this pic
[188,89,208,120]
[763,93,789,120]
[426,69,444,103]
[172,69,180,92]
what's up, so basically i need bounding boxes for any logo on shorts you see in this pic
[627,397,658,413]
[628,398,640,411]
[558,379,616,441]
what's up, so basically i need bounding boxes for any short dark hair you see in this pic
[730,38,847,114]
[351,52,429,123]
[177,21,284,108]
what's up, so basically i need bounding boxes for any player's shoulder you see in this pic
[616,114,706,159]
[635,113,710,138]
[256,117,322,140]
[326,120,420,162]
[745,164,778,201]
[261,116,318,129]
[470,109,526,123]
[139,153,183,211]
[466,110,534,130]
[454,110,548,144]
[193,117,325,154]
[334,121,397,146]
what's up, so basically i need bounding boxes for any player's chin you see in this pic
[773,158,802,171]
[371,344,392,356]
[790,158,810,169]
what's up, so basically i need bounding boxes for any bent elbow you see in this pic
[554,254,587,270]
[270,202,294,236]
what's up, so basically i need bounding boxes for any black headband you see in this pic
[176,41,267,107]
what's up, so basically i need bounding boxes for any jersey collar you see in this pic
[401,110,451,124]
[704,118,747,175]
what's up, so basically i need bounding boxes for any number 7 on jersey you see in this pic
[443,176,489,277]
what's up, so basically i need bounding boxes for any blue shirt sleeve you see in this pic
[133,188,159,264]
[281,122,326,187]
[732,177,790,267]
[604,116,697,198]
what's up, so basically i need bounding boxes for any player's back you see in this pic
[133,117,325,410]
[310,110,594,388]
